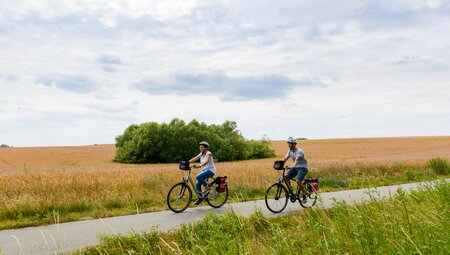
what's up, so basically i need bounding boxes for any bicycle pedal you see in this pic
[200,191,210,199]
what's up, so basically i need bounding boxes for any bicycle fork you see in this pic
[177,179,190,199]
[275,184,283,200]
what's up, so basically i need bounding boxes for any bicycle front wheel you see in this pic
[299,183,318,208]
[206,185,228,208]
[167,182,192,213]
[265,183,288,213]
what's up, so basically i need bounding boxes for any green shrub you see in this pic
[404,169,421,181]
[246,136,276,159]
[0,144,10,148]
[427,157,449,175]
[114,119,275,163]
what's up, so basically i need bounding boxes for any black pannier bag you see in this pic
[179,161,190,170]
[273,160,285,170]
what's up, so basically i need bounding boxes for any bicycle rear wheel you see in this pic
[299,182,318,208]
[206,185,228,208]
[167,182,192,213]
[265,183,288,213]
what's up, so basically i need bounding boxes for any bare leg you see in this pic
[296,180,307,195]
[283,175,292,190]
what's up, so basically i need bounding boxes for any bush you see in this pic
[0,144,10,148]
[114,119,275,163]
[246,136,275,159]
[427,157,449,175]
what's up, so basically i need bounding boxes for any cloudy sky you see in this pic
[1,0,449,147]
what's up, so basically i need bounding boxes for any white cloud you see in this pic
[0,0,449,146]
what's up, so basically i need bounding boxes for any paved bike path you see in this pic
[0,180,446,255]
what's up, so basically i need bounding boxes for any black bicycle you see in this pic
[167,161,229,213]
[265,161,319,213]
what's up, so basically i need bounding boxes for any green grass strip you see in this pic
[76,180,449,255]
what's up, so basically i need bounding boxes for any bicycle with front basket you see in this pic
[167,161,229,213]
[265,161,319,213]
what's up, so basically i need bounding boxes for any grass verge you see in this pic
[76,180,449,255]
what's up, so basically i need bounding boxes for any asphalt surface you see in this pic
[0,179,446,255]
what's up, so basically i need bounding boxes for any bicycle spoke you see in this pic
[167,183,192,213]
[206,185,228,208]
[265,184,288,213]
[299,183,318,208]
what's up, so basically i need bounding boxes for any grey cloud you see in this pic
[132,72,323,101]
[37,74,96,94]
[97,54,125,65]
[353,2,420,30]
[5,75,19,82]
[389,56,420,66]
[2,74,19,82]
[5,12,171,40]
[97,54,126,73]
[101,66,118,73]
[0,3,336,55]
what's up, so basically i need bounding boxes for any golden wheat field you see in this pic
[1,136,449,172]
[0,137,449,228]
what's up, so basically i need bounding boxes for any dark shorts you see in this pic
[286,167,308,181]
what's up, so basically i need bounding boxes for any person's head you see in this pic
[198,141,209,153]
[287,137,297,150]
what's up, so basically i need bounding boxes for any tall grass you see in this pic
[0,160,446,230]
[77,181,450,255]
[427,157,449,175]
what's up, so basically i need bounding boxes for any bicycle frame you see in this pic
[275,168,300,196]
[168,164,228,213]
[181,169,210,199]
[265,164,318,213]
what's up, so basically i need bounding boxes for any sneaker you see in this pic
[194,198,203,205]
[302,195,307,204]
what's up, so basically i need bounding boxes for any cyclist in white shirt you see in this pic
[189,141,216,205]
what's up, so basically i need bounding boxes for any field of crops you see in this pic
[0,137,449,229]
[1,137,449,172]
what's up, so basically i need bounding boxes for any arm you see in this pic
[282,151,290,163]
[189,154,200,163]
[292,155,301,167]
[199,153,212,167]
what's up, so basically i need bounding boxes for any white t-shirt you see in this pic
[198,151,216,174]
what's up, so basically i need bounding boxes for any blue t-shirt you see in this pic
[286,148,308,169]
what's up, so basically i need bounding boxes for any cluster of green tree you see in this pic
[114,119,275,163]
[0,144,10,148]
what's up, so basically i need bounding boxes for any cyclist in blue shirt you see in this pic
[282,137,308,203]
